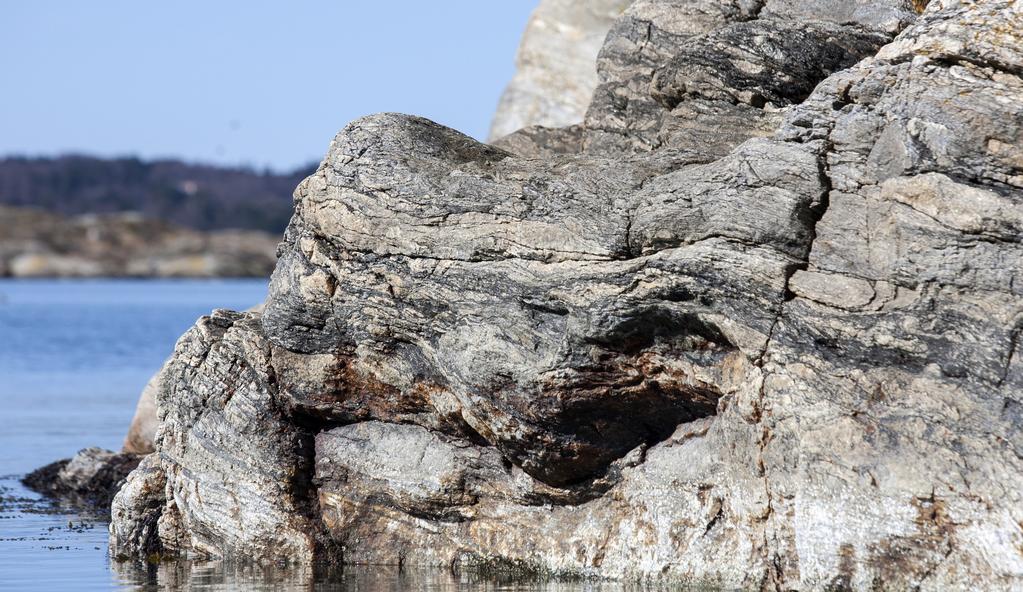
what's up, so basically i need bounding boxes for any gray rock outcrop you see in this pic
[489,0,631,141]
[121,302,266,456]
[109,0,1022,589]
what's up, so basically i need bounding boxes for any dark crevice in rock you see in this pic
[998,324,1022,388]
[747,66,842,586]
[622,208,636,259]
[292,428,344,563]
[759,144,833,360]
[897,53,1023,81]
[522,314,733,487]
[941,168,1023,196]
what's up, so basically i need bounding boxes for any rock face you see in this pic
[110,0,1022,589]
[489,0,630,141]
[0,206,278,278]
[111,311,333,562]
[121,302,267,456]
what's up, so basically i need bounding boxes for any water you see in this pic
[0,280,637,591]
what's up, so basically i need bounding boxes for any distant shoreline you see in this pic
[0,205,280,279]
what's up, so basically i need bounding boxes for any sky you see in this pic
[0,1,535,172]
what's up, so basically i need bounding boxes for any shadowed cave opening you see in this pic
[521,309,733,487]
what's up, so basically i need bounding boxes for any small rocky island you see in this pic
[27,0,1023,589]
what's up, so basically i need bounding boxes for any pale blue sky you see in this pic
[0,2,535,171]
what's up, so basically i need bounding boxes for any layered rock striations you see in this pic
[109,0,1022,589]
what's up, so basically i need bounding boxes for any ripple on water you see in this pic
[0,475,114,591]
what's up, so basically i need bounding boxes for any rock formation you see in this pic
[105,0,1022,589]
[0,206,278,278]
[489,0,630,140]
[121,362,168,455]
[24,448,141,511]
[122,301,269,456]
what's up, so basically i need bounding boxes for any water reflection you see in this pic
[110,561,648,591]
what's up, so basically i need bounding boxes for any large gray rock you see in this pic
[110,0,1022,588]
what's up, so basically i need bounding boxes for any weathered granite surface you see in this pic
[0,206,278,278]
[104,0,1021,589]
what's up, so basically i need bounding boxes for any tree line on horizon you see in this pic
[0,155,317,234]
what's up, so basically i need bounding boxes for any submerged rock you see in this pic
[23,448,141,512]
[102,0,1022,588]
[489,0,631,141]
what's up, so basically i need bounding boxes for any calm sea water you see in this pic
[0,280,634,592]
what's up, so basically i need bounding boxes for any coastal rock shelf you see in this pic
[95,0,1023,588]
[0,206,279,278]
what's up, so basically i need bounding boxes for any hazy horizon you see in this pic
[0,1,535,173]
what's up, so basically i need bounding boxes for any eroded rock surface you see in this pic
[110,0,1022,589]
[122,304,266,456]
